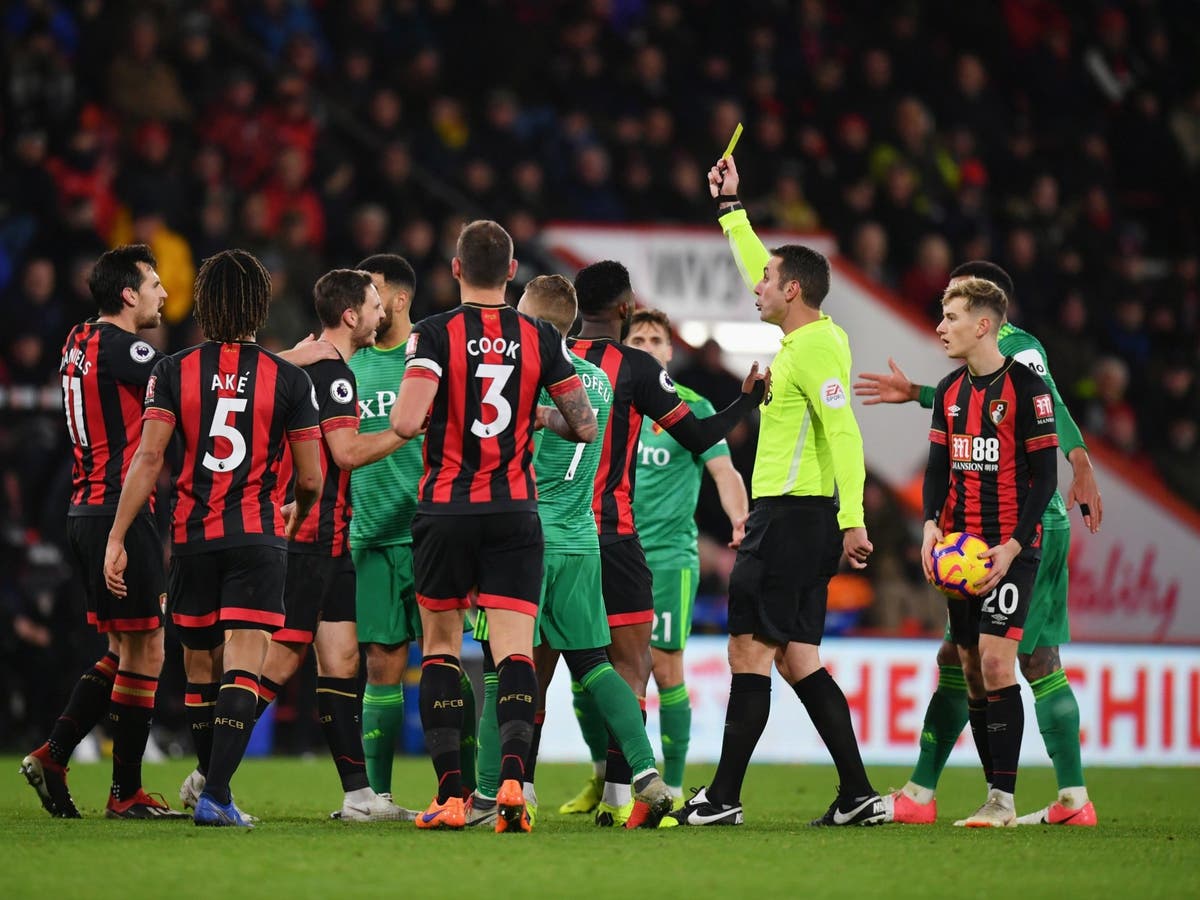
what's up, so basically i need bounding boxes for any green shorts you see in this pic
[537,552,610,651]
[647,554,700,651]
[352,543,421,646]
[941,526,1070,653]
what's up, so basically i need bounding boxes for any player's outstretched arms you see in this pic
[664,362,766,454]
[853,358,922,405]
[326,426,407,472]
[540,384,598,443]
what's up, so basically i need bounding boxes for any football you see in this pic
[930,531,992,599]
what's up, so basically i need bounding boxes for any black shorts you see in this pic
[948,552,1040,647]
[275,551,356,645]
[412,511,543,617]
[727,497,841,646]
[168,545,287,649]
[68,513,165,633]
[600,537,654,628]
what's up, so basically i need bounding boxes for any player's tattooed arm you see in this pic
[540,384,597,443]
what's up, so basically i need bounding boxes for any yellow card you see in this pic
[722,122,744,159]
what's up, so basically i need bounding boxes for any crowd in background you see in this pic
[3,0,1199,750]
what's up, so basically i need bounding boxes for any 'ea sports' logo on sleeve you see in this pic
[820,378,847,408]
[330,378,353,404]
[130,340,154,363]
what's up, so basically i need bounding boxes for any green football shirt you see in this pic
[534,356,612,555]
[347,342,424,548]
[918,322,1083,532]
[632,383,729,560]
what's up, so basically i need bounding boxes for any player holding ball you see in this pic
[920,277,1058,827]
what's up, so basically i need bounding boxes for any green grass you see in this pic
[2,757,1198,899]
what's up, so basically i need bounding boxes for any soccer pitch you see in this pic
[3,758,1197,899]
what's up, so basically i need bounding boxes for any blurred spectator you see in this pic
[901,233,952,319]
[105,11,191,124]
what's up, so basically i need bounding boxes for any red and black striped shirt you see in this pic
[281,357,358,557]
[143,341,321,554]
[405,304,579,514]
[928,358,1058,547]
[568,338,689,543]
[60,320,164,516]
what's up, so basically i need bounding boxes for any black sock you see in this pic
[108,670,158,801]
[185,682,220,776]
[317,676,369,793]
[707,673,771,806]
[496,654,538,786]
[46,651,119,765]
[986,684,1024,795]
[256,676,284,721]
[420,654,464,803]
[525,710,545,783]
[793,667,873,798]
[204,670,259,805]
[968,696,993,785]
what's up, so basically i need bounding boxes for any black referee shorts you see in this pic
[727,496,842,646]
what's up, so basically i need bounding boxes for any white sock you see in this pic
[592,761,606,779]
[1058,786,1089,808]
[668,786,683,800]
[344,787,374,806]
[902,781,936,805]
[523,782,538,807]
[602,782,632,807]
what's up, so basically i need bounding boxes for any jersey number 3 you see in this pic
[472,364,513,438]
[203,396,248,472]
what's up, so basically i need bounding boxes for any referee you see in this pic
[670,155,885,828]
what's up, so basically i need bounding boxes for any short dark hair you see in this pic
[314,268,374,328]
[771,244,830,308]
[521,274,578,335]
[455,220,513,288]
[89,244,157,315]
[950,260,1014,301]
[193,249,273,342]
[356,253,416,292]
[575,260,632,315]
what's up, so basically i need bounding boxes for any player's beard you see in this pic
[619,306,633,341]
[376,305,394,337]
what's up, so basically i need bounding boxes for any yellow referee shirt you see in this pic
[720,208,866,530]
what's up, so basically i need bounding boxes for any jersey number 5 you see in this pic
[472,363,513,438]
[203,396,248,472]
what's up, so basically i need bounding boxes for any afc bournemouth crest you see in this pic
[988,399,1009,425]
